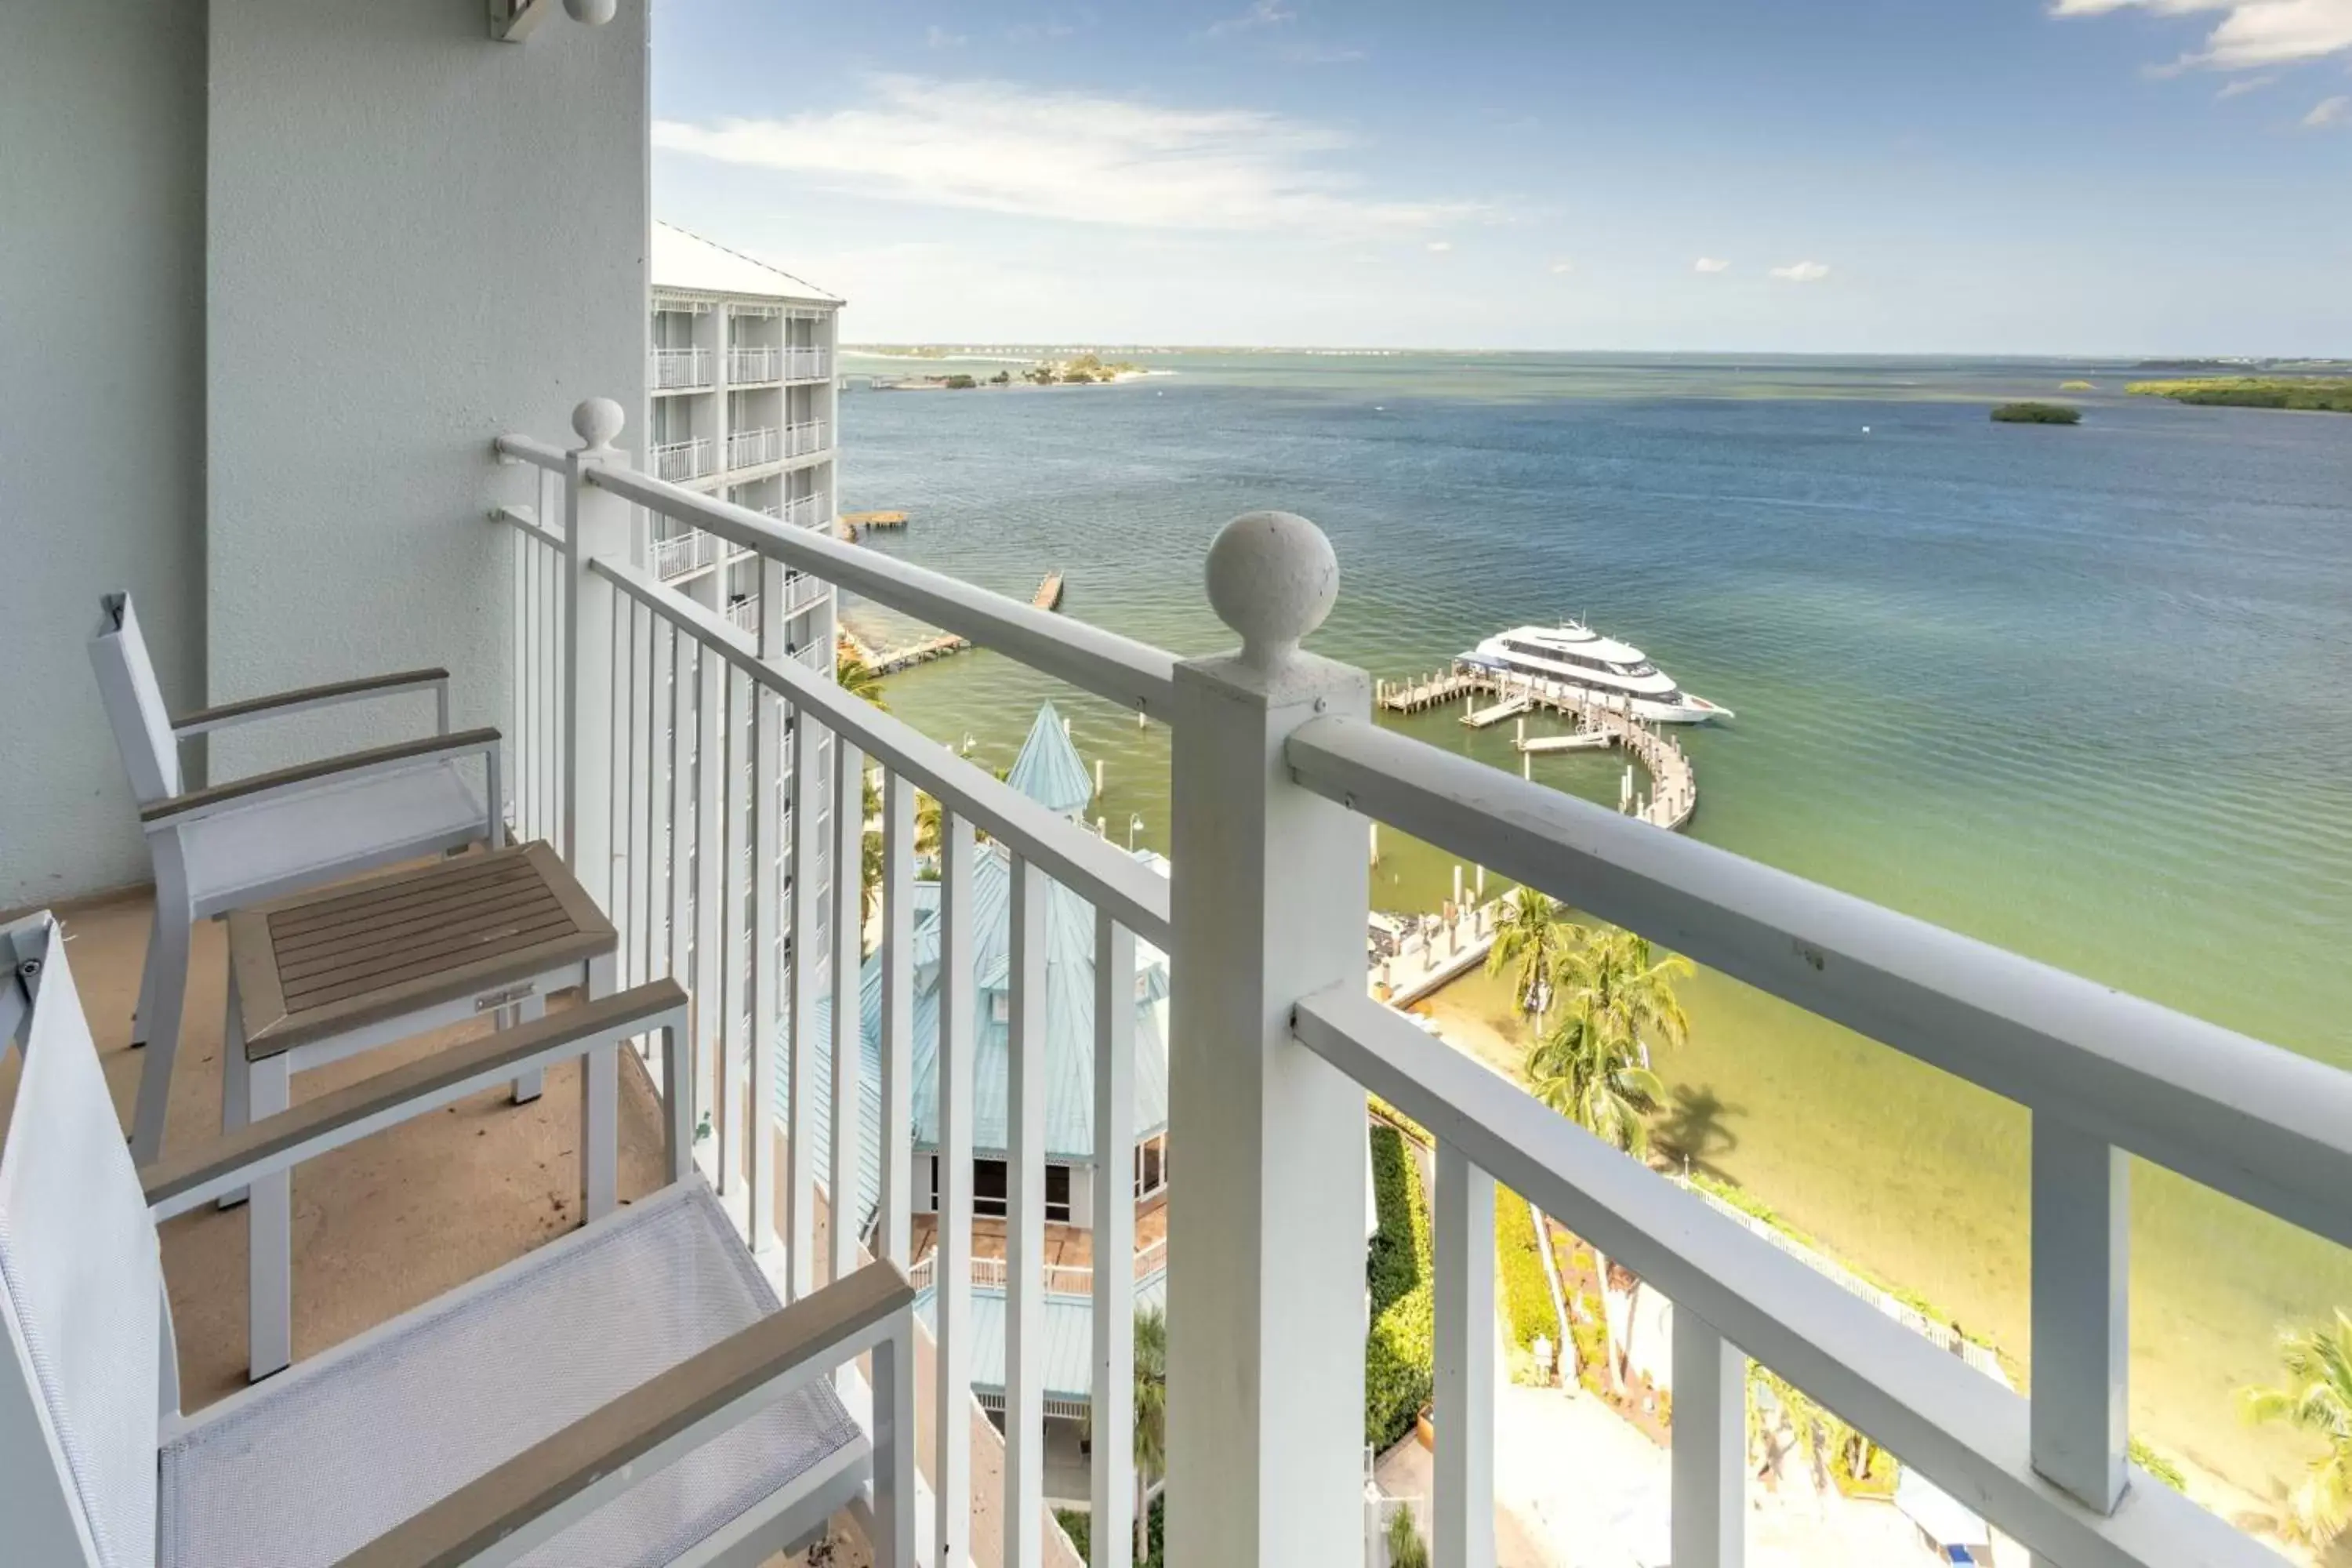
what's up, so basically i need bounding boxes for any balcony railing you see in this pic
[727,426,781,470]
[652,345,711,391]
[492,401,2352,1568]
[650,435,712,482]
[650,528,717,579]
[782,419,828,459]
[728,344,781,383]
[785,344,830,381]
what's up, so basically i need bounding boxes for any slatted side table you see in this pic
[222,840,618,1380]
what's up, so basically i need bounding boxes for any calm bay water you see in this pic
[836,351,2352,1501]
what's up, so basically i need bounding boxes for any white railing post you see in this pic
[1432,1141,1495,1568]
[2031,1120,2129,1527]
[563,397,630,1218]
[1670,1305,1746,1568]
[1091,912,1138,1567]
[1167,511,1368,1567]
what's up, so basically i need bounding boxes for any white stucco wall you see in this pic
[0,0,208,908]
[205,0,648,776]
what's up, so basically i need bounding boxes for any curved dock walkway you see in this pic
[1377,663,1700,831]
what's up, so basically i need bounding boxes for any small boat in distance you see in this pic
[1460,621,1732,724]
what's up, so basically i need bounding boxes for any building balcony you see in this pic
[728,344,782,383]
[650,528,718,579]
[18,395,2344,1568]
[651,345,712,392]
[650,434,713,483]
[785,344,832,382]
[783,418,829,459]
[726,425,781,470]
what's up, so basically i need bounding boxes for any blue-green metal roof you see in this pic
[914,1269,1169,1403]
[1003,702,1094,818]
[778,706,1172,1221]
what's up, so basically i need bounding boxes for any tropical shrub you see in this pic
[2241,1309,2352,1546]
[1495,1188,1557,1354]
[1366,1123,1436,1449]
[1385,1505,1431,1568]
[944,373,976,390]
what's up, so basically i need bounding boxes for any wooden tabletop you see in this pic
[227,842,616,1060]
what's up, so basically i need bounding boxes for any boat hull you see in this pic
[1457,655,1730,724]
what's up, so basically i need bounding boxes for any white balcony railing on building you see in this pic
[652,346,712,391]
[779,492,828,532]
[725,596,760,633]
[651,435,712,483]
[782,419,828,459]
[728,344,781,383]
[727,426,781,470]
[492,401,2351,1568]
[650,529,718,580]
[785,344,830,381]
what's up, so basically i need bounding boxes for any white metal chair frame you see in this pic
[0,911,921,1568]
[87,593,503,1164]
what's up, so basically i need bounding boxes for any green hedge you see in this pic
[1366,1124,1435,1450]
[1494,1189,1556,1353]
[1055,1497,1166,1565]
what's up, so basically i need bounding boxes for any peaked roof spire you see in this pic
[1006,702,1093,818]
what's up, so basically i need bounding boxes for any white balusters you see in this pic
[749,666,782,1253]
[878,773,916,1269]
[830,739,865,1287]
[2031,1120,2129,1529]
[1091,912,1138,1568]
[786,705,819,1294]
[693,643,725,1171]
[1432,1142,1494,1568]
[718,666,750,1199]
[1007,855,1048,1568]
[936,813,978,1566]
[1671,1307,1746,1568]
[666,629,694,989]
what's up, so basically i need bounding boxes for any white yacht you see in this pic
[1461,621,1731,724]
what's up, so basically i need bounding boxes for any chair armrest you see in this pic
[142,981,687,1219]
[139,727,499,828]
[172,667,452,737]
[335,1261,914,1568]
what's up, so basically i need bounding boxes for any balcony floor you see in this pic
[1,885,880,1566]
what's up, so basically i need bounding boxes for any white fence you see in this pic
[651,436,712,483]
[652,346,711,390]
[726,426,781,470]
[494,404,2348,1568]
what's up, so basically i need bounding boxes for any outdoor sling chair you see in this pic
[89,591,503,1164]
[0,910,921,1568]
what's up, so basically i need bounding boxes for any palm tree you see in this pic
[835,635,885,710]
[1547,926,1693,1072]
[2241,1309,2352,1548]
[1485,889,1581,1020]
[1523,997,1671,1159]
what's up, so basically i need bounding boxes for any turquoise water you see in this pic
[837,351,2352,1502]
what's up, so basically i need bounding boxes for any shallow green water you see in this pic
[837,351,2352,1502]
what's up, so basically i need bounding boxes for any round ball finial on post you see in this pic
[564,0,619,24]
[1205,510,1338,673]
[572,397,625,453]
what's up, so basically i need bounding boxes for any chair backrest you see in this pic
[88,593,181,804]
[0,913,162,1566]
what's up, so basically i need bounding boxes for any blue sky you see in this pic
[650,1,2352,354]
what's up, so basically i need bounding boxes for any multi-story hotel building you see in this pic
[648,220,840,672]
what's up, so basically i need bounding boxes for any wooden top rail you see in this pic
[590,554,1173,949]
[1290,985,2274,1568]
[1286,713,2352,1249]
[583,463,1179,721]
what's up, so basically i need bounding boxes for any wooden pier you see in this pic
[850,572,1067,676]
[1377,662,1702,832]
[834,510,908,541]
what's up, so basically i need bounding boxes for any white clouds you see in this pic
[2216,71,2278,93]
[1207,1,1295,36]
[1693,256,1731,274]
[1548,259,1576,274]
[2307,92,2352,123]
[2051,0,2352,70]
[654,77,1485,234]
[1769,260,1832,282]
[1426,240,1455,252]
[924,24,964,48]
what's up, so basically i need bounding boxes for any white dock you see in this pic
[1515,730,1615,753]
[1461,695,1532,729]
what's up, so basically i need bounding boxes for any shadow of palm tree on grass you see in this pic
[1652,1083,1742,1181]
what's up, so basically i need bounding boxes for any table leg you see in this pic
[583,953,617,1220]
[248,1050,292,1381]
[510,991,545,1104]
[218,980,250,1210]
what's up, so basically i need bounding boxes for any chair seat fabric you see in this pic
[182,762,485,911]
[157,1185,860,1568]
